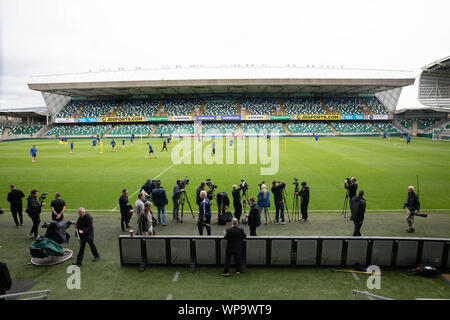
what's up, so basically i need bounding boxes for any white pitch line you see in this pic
[166,294,173,300]
[172,272,180,282]
[351,272,360,281]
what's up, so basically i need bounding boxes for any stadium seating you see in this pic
[8,125,42,136]
[364,97,388,114]
[153,123,195,135]
[332,122,378,134]
[241,122,284,134]
[375,122,400,133]
[61,124,111,136]
[80,100,121,117]
[116,99,160,117]
[201,123,239,135]
[108,124,156,135]
[398,119,413,130]
[0,126,4,136]
[162,99,200,116]
[56,101,83,118]
[203,98,237,115]
[286,122,333,133]
[322,97,365,115]
[283,98,326,115]
[240,98,278,115]
[418,119,440,130]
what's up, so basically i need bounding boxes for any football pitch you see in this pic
[0,136,449,300]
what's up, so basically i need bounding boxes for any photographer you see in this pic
[257,184,270,225]
[50,192,66,222]
[350,190,366,236]
[246,197,261,236]
[403,186,420,233]
[271,180,286,224]
[344,177,358,204]
[151,181,168,226]
[7,184,25,228]
[196,182,206,211]
[26,190,45,240]
[216,191,230,216]
[172,180,184,223]
[298,181,310,222]
[198,191,211,236]
[119,189,133,231]
[231,185,243,221]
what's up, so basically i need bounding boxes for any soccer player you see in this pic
[131,134,135,145]
[70,141,74,154]
[111,139,116,152]
[229,138,233,149]
[314,133,319,143]
[161,139,168,152]
[91,138,97,150]
[383,131,387,140]
[147,142,156,159]
[406,135,411,144]
[122,138,125,149]
[212,141,216,155]
[30,145,37,162]
[266,133,270,140]
[401,132,405,139]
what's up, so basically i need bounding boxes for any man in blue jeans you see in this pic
[151,181,168,226]
[271,180,286,224]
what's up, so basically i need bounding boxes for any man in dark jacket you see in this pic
[216,192,230,216]
[50,192,66,222]
[151,181,168,226]
[7,184,25,227]
[231,185,243,221]
[246,197,260,236]
[350,190,366,236]
[26,190,45,239]
[119,189,133,231]
[140,179,153,201]
[271,180,286,224]
[172,180,184,223]
[345,177,358,204]
[196,182,206,211]
[0,262,12,298]
[298,181,310,222]
[222,218,247,276]
[403,186,421,233]
[73,207,99,267]
[198,191,211,235]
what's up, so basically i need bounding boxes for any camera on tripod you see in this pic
[179,176,189,189]
[258,180,265,188]
[345,178,351,184]
[293,177,299,187]
[206,179,217,190]
[39,192,48,203]
[240,179,249,191]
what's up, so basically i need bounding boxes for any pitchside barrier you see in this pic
[119,235,450,272]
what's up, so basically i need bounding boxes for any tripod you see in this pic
[292,185,300,221]
[281,188,291,223]
[180,190,194,223]
[341,190,349,219]
[242,190,249,214]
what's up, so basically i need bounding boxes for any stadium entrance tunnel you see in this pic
[119,235,450,272]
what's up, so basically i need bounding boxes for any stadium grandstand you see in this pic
[20,64,449,139]
[0,107,48,140]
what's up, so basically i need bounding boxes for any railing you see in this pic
[352,290,393,300]
[0,289,51,300]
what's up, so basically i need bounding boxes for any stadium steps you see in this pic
[154,100,164,116]
[320,100,333,115]
[423,118,449,134]
[149,125,158,137]
[35,125,50,137]
[2,128,9,139]
[199,100,204,116]
[372,123,383,133]
[70,102,85,118]
[278,99,286,115]
[328,123,338,134]
[360,98,375,115]
[102,127,113,137]
[237,124,242,136]
[110,102,124,117]
[283,124,290,135]
[392,119,407,132]
[237,99,241,115]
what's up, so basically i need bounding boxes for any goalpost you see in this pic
[432,128,450,141]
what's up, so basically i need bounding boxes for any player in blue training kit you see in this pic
[314,133,319,143]
[70,141,74,154]
[91,139,97,150]
[383,132,387,140]
[161,139,168,152]
[401,132,405,139]
[147,142,156,159]
[229,138,234,149]
[131,134,135,145]
[406,135,411,144]
[111,139,116,152]
[30,145,37,162]
[122,138,125,149]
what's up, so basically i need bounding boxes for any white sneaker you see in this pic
[281,221,286,225]
[275,221,279,225]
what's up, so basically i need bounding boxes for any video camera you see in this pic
[258,180,265,188]
[39,192,49,203]
[240,179,249,191]
[206,179,217,190]
[345,178,351,184]
[293,177,299,186]
[179,176,190,189]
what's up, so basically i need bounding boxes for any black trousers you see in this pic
[161,145,167,151]
[28,213,40,237]
[353,221,362,236]
[233,202,242,221]
[249,225,257,236]
[223,249,242,273]
[197,216,211,236]
[76,234,99,265]
[120,211,131,231]
[11,205,23,226]
[301,201,309,220]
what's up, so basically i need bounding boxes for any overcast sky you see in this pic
[0,0,449,109]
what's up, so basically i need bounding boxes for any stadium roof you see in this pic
[0,106,49,117]
[422,56,450,72]
[28,66,415,97]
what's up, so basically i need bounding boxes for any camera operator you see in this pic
[26,189,45,240]
[216,191,230,216]
[119,189,133,231]
[7,184,25,228]
[246,197,261,236]
[172,180,184,223]
[196,182,206,211]
[403,185,420,233]
[350,190,366,236]
[271,180,286,224]
[140,179,153,200]
[231,184,243,221]
[151,181,168,226]
[297,181,310,222]
[344,177,358,205]
[50,192,66,222]
[198,191,211,236]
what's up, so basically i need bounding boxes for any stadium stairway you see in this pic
[360,98,375,115]
[237,99,241,115]
[283,124,290,135]
[423,118,449,134]
[149,125,158,137]
[320,100,333,115]
[102,127,113,137]
[392,119,407,132]
[71,102,85,118]
[237,124,242,136]
[278,99,286,115]
[196,124,202,136]
[199,100,204,116]
[154,100,164,116]
[372,123,383,133]
[2,128,9,139]
[110,102,123,117]
[35,125,50,137]
[328,123,337,134]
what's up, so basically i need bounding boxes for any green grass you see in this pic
[0,136,449,300]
